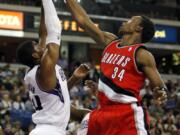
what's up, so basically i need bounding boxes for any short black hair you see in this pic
[16,40,36,68]
[140,16,155,43]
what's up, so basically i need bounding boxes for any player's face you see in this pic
[32,41,45,60]
[119,16,143,35]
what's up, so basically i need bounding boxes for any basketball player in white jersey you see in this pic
[16,0,89,135]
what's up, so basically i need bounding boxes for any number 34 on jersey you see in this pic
[112,67,125,81]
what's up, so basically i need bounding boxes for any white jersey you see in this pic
[24,65,70,131]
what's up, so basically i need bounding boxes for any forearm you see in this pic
[66,0,90,27]
[42,0,61,45]
[38,6,47,48]
[67,75,81,90]
[139,49,166,89]
[39,6,46,38]
[146,69,165,89]
[71,105,91,122]
[66,0,108,45]
[39,0,61,91]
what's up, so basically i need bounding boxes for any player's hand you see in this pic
[85,80,98,96]
[153,88,168,106]
[73,64,90,79]
[85,80,98,90]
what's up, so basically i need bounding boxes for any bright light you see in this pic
[0,29,24,37]
[63,0,81,3]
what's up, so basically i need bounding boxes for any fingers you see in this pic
[153,90,168,106]
[85,80,98,89]
[73,63,91,79]
[154,97,167,106]
[85,80,98,96]
[153,90,167,98]
[153,98,167,106]
[85,80,95,87]
[85,80,96,85]
[80,64,90,71]
[77,64,90,74]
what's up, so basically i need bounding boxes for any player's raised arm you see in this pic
[38,6,47,48]
[137,48,168,105]
[67,64,89,90]
[65,0,117,45]
[37,0,62,91]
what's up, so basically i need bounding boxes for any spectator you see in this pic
[0,0,179,20]
[0,62,179,134]
[0,111,11,128]
[164,117,178,134]
[0,93,12,115]
[12,95,25,111]
[13,121,25,135]
[176,116,180,130]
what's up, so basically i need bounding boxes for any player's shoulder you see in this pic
[136,47,153,58]
[136,47,155,66]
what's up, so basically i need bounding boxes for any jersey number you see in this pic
[31,95,43,111]
[112,67,125,81]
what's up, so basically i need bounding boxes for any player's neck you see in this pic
[121,34,141,46]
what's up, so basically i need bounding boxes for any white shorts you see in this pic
[77,113,90,135]
[29,125,66,135]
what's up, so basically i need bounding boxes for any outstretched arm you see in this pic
[68,64,89,90]
[65,0,117,45]
[137,48,168,105]
[37,0,62,91]
[38,6,47,48]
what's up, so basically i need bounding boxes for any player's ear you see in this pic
[32,53,40,59]
[135,25,143,32]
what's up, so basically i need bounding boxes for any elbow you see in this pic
[47,45,60,61]
[48,45,59,55]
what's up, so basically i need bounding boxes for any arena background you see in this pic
[0,0,179,135]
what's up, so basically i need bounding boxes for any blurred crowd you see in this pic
[0,64,34,135]
[141,79,180,135]
[0,63,179,135]
[0,0,179,20]
[0,0,179,135]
